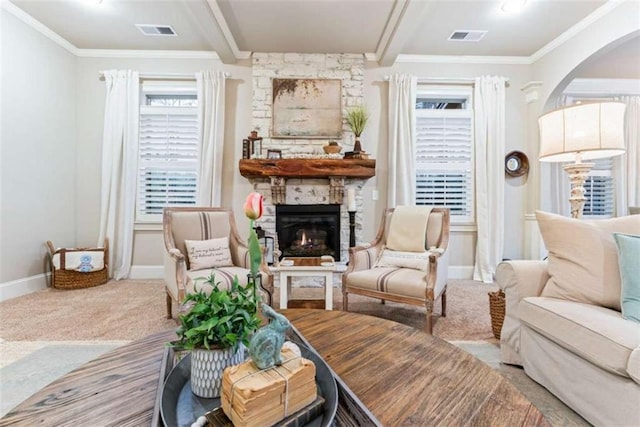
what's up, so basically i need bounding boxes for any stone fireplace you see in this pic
[276,204,341,261]
[239,159,375,262]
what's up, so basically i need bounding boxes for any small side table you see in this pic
[277,257,335,310]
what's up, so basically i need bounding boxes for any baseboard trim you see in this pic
[129,265,164,279]
[448,266,474,279]
[0,273,50,302]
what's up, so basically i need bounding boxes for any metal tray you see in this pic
[160,343,338,427]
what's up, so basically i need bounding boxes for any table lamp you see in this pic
[538,101,626,218]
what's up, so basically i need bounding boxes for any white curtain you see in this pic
[614,95,640,215]
[98,70,140,279]
[196,71,226,206]
[387,74,417,207]
[473,76,507,283]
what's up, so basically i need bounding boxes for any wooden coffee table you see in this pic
[0,310,548,426]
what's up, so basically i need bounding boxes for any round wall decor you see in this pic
[505,151,529,177]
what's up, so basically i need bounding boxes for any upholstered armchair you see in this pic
[342,207,450,334]
[163,207,273,319]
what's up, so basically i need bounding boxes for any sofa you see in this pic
[496,212,640,427]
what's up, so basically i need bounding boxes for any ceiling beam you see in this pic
[376,0,434,67]
[180,0,238,64]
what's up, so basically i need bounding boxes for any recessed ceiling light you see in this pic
[501,0,527,13]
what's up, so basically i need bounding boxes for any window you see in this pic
[583,158,614,218]
[136,82,199,222]
[415,87,474,224]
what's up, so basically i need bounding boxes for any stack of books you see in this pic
[221,348,317,427]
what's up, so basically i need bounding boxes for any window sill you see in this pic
[451,224,477,232]
[134,222,163,231]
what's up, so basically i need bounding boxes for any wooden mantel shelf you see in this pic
[239,158,376,179]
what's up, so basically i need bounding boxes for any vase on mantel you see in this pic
[353,138,363,153]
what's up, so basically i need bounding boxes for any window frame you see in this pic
[135,81,200,223]
[414,85,475,226]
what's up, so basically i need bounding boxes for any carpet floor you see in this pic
[0,279,587,425]
[0,279,495,342]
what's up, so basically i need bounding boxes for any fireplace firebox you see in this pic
[275,205,341,261]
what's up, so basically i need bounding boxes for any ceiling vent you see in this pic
[136,24,177,36]
[448,30,487,42]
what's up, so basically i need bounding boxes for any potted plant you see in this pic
[174,273,260,398]
[345,105,369,153]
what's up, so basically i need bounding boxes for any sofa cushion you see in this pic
[536,211,640,310]
[344,267,428,300]
[613,233,640,322]
[519,297,640,378]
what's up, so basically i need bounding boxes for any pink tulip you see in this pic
[244,192,263,220]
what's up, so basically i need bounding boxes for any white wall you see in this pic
[1,12,77,287]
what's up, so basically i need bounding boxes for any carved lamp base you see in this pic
[563,161,594,219]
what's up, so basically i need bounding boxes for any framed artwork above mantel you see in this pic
[272,78,342,139]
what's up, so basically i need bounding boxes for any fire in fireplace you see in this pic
[275,205,341,261]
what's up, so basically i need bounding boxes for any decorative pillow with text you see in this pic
[373,247,429,272]
[185,238,233,271]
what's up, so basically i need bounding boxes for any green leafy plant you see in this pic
[346,105,369,137]
[174,273,260,351]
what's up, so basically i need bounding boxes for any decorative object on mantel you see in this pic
[346,105,369,156]
[323,141,342,154]
[272,78,342,139]
[243,131,263,159]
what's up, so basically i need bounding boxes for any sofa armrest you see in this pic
[495,260,549,366]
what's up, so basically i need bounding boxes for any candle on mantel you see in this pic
[347,189,356,212]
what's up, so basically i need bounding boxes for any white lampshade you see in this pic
[538,101,626,162]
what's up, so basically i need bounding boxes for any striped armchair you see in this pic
[342,207,450,334]
[162,207,273,319]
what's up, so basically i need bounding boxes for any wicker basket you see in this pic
[47,240,109,290]
[488,290,505,339]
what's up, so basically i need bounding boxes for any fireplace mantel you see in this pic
[239,158,376,179]
[239,158,376,205]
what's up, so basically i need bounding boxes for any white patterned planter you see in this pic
[191,346,244,398]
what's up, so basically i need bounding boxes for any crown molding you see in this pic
[2,0,78,55]
[236,51,252,60]
[396,54,531,65]
[529,0,625,63]
[76,49,220,59]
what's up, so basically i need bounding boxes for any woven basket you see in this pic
[47,240,109,290]
[488,290,505,339]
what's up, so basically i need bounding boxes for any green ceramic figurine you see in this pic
[248,304,291,369]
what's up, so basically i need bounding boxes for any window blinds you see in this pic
[583,158,614,217]
[136,106,199,220]
[415,113,474,222]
